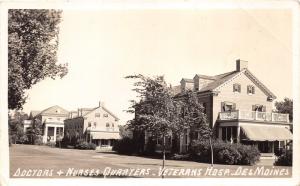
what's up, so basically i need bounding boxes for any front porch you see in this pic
[217,111,293,155]
[42,122,64,143]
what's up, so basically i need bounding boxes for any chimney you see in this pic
[236,59,248,71]
[99,101,105,107]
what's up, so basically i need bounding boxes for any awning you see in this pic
[240,125,293,141]
[90,131,120,140]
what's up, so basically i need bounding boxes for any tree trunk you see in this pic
[162,134,166,178]
[209,137,213,167]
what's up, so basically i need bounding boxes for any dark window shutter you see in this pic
[262,106,266,112]
[233,84,235,92]
[252,105,256,111]
[252,86,255,94]
[238,85,241,92]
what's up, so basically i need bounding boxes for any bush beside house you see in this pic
[112,137,136,155]
[274,150,292,166]
[189,139,261,165]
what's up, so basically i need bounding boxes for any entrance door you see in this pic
[47,127,55,141]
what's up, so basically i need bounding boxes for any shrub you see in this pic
[275,150,292,166]
[190,139,260,165]
[33,135,43,145]
[112,137,136,155]
[75,141,96,150]
[235,143,260,165]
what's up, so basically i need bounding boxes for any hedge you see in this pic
[190,139,260,165]
[112,137,136,155]
[274,150,292,166]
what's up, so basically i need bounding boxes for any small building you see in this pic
[64,102,120,148]
[29,105,69,143]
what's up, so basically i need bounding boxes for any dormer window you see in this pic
[247,85,255,95]
[233,84,241,93]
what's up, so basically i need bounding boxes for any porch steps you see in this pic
[257,153,276,166]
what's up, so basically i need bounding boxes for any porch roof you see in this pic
[90,131,120,140]
[240,125,293,141]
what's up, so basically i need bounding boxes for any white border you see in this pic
[0,1,299,186]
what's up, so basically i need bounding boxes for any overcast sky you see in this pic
[22,9,293,125]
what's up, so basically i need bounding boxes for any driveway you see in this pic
[9,144,292,178]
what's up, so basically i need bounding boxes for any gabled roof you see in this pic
[80,105,120,121]
[34,105,69,117]
[174,69,277,99]
[181,78,194,83]
[194,74,216,80]
[198,71,239,92]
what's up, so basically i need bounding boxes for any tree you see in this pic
[275,98,293,122]
[125,75,209,176]
[8,111,28,144]
[8,9,68,110]
[26,118,43,144]
[177,90,212,165]
[126,74,182,178]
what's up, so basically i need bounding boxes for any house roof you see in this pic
[33,105,69,117]
[198,70,239,92]
[79,105,120,121]
[174,69,277,99]
[181,78,194,83]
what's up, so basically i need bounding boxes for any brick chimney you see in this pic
[99,101,105,107]
[236,59,248,71]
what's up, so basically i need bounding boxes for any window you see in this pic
[103,113,108,117]
[247,85,255,94]
[95,113,100,117]
[112,123,115,127]
[88,122,91,127]
[106,123,110,127]
[93,122,97,127]
[252,105,266,112]
[233,84,241,93]
[221,102,236,112]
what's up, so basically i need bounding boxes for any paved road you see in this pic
[9,144,292,178]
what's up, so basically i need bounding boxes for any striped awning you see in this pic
[90,131,120,140]
[240,125,293,141]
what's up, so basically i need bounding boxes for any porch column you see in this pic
[54,126,57,142]
[237,125,240,143]
[44,125,48,143]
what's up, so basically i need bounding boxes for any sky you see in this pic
[22,9,293,125]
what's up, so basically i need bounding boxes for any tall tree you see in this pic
[126,75,209,176]
[275,98,293,122]
[126,74,182,177]
[8,9,68,110]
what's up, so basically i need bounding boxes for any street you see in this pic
[9,144,292,178]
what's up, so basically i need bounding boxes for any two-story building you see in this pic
[64,102,120,148]
[28,105,69,143]
[147,59,292,156]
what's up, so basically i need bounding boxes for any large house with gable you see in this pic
[28,105,69,143]
[64,102,120,148]
[147,59,293,155]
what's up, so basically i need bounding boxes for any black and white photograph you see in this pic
[0,0,299,186]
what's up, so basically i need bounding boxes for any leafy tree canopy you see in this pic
[275,97,293,122]
[8,9,68,110]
